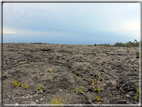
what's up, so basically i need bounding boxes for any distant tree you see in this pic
[134,39,137,47]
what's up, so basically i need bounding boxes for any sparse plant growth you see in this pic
[21,84,24,87]
[79,75,81,78]
[97,87,101,93]
[13,81,20,87]
[81,86,86,93]
[79,90,83,94]
[136,48,139,58]
[36,86,42,90]
[83,81,88,85]
[50,70,56,73]
[113,40,139,47]
[72,69,75,72]
[74,87,86,94]
[74,87,79,94]
[3,40,140,104]
[95,95,101,102]
[133,86,139,101]
[100,46,104,49]
[13,81,29,89]
[24,84,29,89]
[127,48,130,53]
[92,76,98,85]
[51,94,66,105]
[76,71,79,74]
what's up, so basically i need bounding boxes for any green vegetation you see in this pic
[13,81,21,87]
[81,86,86,93]
[21,84,24,87]
[13,81,29,89]
[134,86,139,101]
[95,95,101,102]
[74,87,86,94]
[74,87,79,94]
[92,76,98,85]
[97,87,101,93]
[127,48,130,53]
[83,81,88,85]
[76,71,79,74]
[72,69,75,72]
[24,83,29,89]
[100,46,104,49]
[51,94,66,106]
[79,90,83,93]
[36,86,42,90]
[136,48,139,58]
[96,39,140,47]
[79,75,81,78]
[50,70,56,73]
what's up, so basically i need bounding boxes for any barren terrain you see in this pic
[2,43,141,106]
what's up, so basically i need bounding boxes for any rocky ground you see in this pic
[2,43,141,106]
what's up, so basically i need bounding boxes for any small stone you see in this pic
[37,90,42,94]
[34,94,37,96]
[94,102,102,104]
[30,101,37,104]
[15,103,18,105]
[59,89,62,91]
[30,90,36,95]
[36,99,39,103]
[125,94,130,98]
[40,98,44,101]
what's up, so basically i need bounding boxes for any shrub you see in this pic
[13,81,21,87]
[24,84,29,89]
[81,87,86,93]
[21,84,24,87]
[79,90,83,94]
[100,46,104,49]
[74,87,79,94]
[136,49,139,58]
[51,94,66,106]
[127,48,130,53]
[95,95,101,102]
[97,87,101,93]
[134,86,139,101]
[50,70,56,73]
[36,86,42,90]
[76,71,79,74]
[72,69,75,72]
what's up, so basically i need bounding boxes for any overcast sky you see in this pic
[3,3,140,45]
